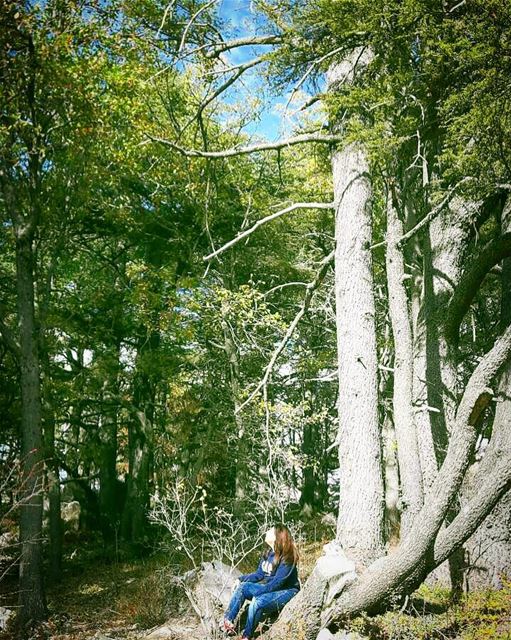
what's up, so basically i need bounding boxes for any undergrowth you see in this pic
[1,534,509,640]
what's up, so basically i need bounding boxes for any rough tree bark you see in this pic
[329,54,384,566]
[15,226,47,630]
[462,196,511,589]
[122,332,158,546]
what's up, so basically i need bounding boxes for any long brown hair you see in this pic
[274,523,299,565]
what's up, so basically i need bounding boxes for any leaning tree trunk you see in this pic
[409,197,479,589]
[321,324,511,626]
[462,195,511,589]
[16,228,47,629]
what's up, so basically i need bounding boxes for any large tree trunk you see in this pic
[328,54,384,563]
[462,196,511,589]
[332,138,384,563]
[322,323,511,623]
[16,229,47,629]
[269,324,511,640]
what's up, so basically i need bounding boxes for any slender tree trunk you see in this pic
[220,310,248,510]
[98,344,121,543]
[16,229,47,629]
[386,197,423,533]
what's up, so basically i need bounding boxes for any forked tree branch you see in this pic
[371,178,473,250]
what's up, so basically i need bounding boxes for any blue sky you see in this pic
[214,0,290,140]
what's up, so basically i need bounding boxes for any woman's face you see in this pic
[264,527,276,549]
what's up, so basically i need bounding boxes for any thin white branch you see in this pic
[203,34,282,59]
[178,0,218,53]
[156,0,177,38]
[285,46,345,111]
[264,282,308,297]
[146,132,344,158]
[235,250,335,415]
[203,202,334,261]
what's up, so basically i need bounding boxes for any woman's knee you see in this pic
[248,596,262,614]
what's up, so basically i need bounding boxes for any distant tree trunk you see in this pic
[300,414,316,513]
[15,227,47,629]
[98,343,121,543]
[220,309,248,511]
[122,340,155,546]
[44,412,62,583]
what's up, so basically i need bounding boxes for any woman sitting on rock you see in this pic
[220,524,300,640]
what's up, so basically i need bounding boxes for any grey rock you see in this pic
[0,607,14,631]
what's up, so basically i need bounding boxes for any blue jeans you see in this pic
[225,582,299,638]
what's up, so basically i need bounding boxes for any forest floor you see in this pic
[1,536,510,640]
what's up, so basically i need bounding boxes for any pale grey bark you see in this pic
[385,198,423,533]
[322,323,511,622]
[332,140,384,563]
[430,199,480,429]
[462,196,511,589]
[327,52,384,565]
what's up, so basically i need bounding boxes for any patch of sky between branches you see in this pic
[218,0,295,141]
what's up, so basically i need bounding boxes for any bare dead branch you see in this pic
[147,132,343,158]
[178,0,218,52]
[156,0,177,38]
[203,202,335,261]
[235,250,335,415]
[195,56,264,119]
[285,46,345,111]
